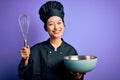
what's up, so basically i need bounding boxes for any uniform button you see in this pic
[60,52,62,54]
[49,51,52,54]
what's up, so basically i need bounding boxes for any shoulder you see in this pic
[29,40,48,57]
[62,40,77,51]
[31,40,47,49]
[63,40,75,49]
[62,40,78,55]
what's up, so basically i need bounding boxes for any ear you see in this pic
[44,24,47,31]
[63,22,65,27]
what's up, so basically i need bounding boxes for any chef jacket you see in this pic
[18,39,84,80]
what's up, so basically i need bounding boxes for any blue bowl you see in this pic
[64,55,97,73]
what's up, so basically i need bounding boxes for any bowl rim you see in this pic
[64,55,97,60]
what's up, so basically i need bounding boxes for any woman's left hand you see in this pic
[70,71,85,79]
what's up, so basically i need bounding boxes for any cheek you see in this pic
[62,26,65,31]
[62,28,64,33]
[47,26,53,32]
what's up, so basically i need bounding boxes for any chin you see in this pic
[54,34,62,37]
[52,35,61,38]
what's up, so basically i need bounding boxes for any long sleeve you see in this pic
[18,39,85,80]
[18,59,33,79]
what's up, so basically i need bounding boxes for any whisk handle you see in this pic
[24,39,27,47]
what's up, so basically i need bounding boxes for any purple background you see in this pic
[0,0,120,80]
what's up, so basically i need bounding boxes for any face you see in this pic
[46,16,64,38]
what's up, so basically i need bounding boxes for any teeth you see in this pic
[54,30,60,33]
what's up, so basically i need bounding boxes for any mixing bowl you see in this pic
[64,55,97,73]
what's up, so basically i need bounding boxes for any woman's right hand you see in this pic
[20,45,30,66]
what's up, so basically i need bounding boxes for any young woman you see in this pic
[18,1,85,80]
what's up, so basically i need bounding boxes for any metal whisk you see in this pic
[18,14,30,46]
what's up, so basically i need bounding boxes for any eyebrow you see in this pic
[47,20,62,23]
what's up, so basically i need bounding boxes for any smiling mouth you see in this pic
[53,30,61,34]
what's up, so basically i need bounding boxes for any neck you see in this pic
[50,38,62,51]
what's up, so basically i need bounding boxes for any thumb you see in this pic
[25,45,30,49]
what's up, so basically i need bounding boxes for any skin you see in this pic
[46,16,64,50]
[20,16,84,79]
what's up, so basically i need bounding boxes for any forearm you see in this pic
[18,59,32,79]
[23,57,30,66]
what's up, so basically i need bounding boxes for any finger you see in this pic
[21,48,30,53]
[70,71,73,74]
[76,72,80,75]
[21,53,29,57]
[20,49,27,53]
[21,55,28,60]
[25,45,30,49]
[21,46,29,49]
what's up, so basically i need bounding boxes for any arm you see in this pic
[18,45,32,79]
[68,46,85,80]
[18,59,33,79]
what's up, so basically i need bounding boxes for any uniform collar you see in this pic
[46,38,64,54]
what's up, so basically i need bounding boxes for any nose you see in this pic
[54,23,59,29]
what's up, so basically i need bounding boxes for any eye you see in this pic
[58,22,62,25]
[49,23,53,25]
[48,23,53,26]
